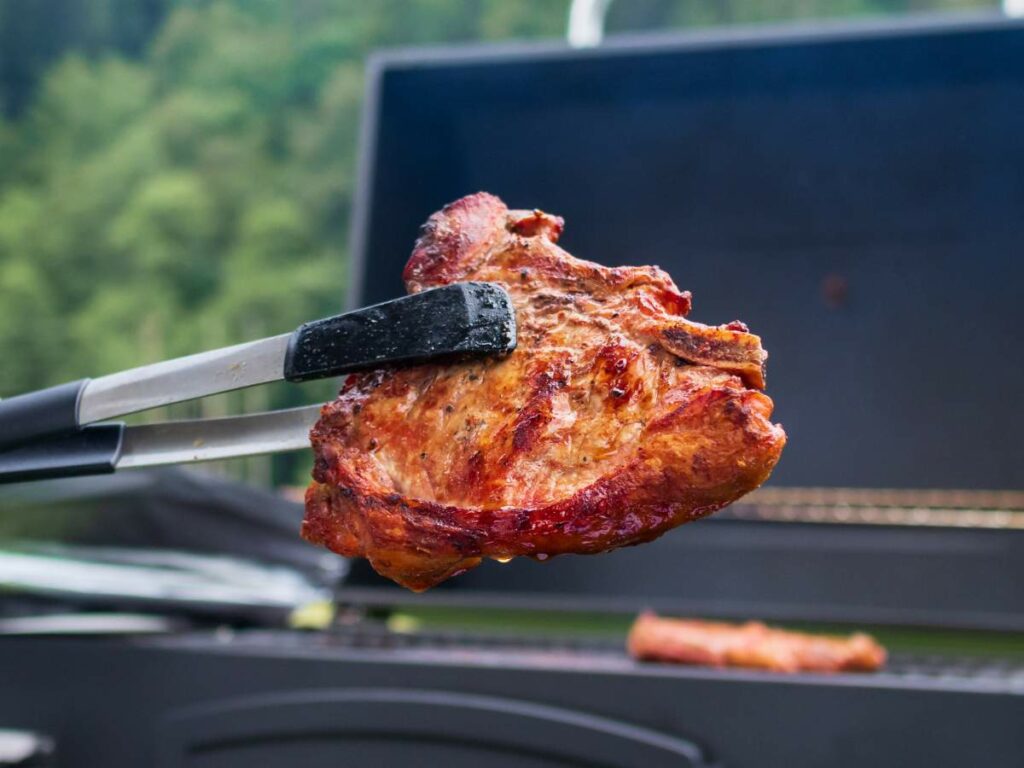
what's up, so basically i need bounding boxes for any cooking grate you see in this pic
[725,487,1024,529]
[331,624,624,655]
[221,624,1024,690]
[888,653,1024,689]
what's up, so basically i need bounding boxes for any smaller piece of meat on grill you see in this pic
[627,612,886,673]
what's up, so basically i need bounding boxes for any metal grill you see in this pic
[887,653,1024,690]
[219,625,1024,692]
[725,487,1024,529]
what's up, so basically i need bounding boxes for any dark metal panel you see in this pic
[341,516,1024,632]
[0,636,1022,767]
[159,689,707,768]
[350,15,1024,490]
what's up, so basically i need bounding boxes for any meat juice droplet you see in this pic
[495,556,513,563]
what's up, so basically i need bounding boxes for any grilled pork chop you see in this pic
[628,613,886,673]
[303,193,786,590]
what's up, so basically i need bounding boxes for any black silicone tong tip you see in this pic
[283,282,517,382]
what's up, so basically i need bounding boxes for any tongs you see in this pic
[0,282,516,484]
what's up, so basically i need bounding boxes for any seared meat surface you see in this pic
[628,613,887,673]
[303,193,786,590]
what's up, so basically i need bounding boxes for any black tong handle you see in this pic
[0,424,124,484]
[0,379,90,453]
[283,281,516,382]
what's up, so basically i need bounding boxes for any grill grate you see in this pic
[883,653,1024,688]
[276,624,1024,690]
[324,623,625,657]
[724,487,1024,529]
[183,624,1024,692]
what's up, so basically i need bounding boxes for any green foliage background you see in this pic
[0,0,993,484]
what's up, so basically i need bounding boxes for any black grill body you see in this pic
[351,12,1024,492]
[345,9,1024,629]
[1,630,1022,767]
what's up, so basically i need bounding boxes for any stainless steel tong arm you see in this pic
[80,334,292,424]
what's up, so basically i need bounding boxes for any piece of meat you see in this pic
[627,612,887,673]
[303,192,786,590]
